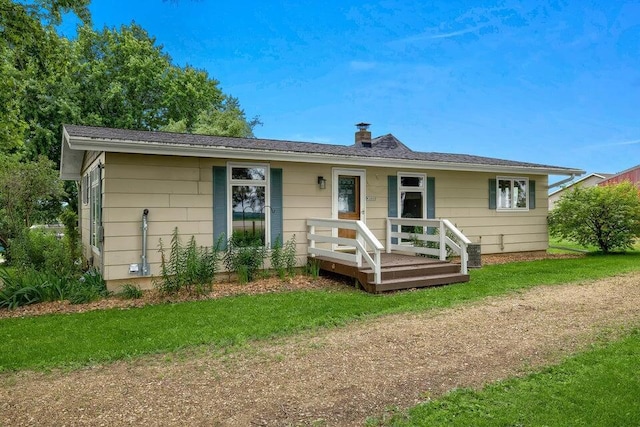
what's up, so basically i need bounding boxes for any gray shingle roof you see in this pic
[63,124,578,172]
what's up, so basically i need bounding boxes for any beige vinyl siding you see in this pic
[431,170,549,253]
[272,161,331,266]
[361,167,395,238]
[102,153,216,284]
[98,152,551,288]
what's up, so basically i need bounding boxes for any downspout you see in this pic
[141,209,150,276]
[548,174,576,190]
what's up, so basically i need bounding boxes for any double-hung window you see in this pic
[497,177,529,210]
[228,164,269,245]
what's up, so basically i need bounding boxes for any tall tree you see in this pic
[1,0,259,230]
[0,156,65,251]
[75,24,259,138]
[0,0,89,159]
[74,24,172,130]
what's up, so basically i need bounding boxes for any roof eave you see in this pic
[64,136,584,177]
[59,127,84,181]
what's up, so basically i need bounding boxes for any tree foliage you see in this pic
[548,182,640,253]
[0,0,86,158]
[0,156,65,251]
[1,0,259,256]
[1,0,258,165]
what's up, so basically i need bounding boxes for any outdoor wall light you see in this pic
[317,176,327,189]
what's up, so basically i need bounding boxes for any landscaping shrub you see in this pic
[305,258,321,278]
[68,268,110,304]
[9,228,78,275]
[283,234,297,277]
[155,228,221,295]
[223,235,266,284]
[269,235,298,279]
[549,182,640,253]
[270,239,286,279]
[0,269,64,309]
[60,208,81,268]
[0,267,108,308]
[119,283,143,299]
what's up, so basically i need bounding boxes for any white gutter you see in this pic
[548,174,578,190]
[63,135,585,177]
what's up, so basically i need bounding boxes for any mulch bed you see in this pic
[0,252,584,319]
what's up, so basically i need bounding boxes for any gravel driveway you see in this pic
[2,272,639,426]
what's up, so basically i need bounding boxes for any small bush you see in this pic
[155,228,221,295]
[0,267,108,309]
[270,239,286,279]
[9,228,78,275]
[223,235,266,284]
[60,208,81,267]
[0,269,47,309]
[69,268,109,304]
[306,258,321,278]
[0,269,70,309]
[119,283,143,299]
[283,234,297,277]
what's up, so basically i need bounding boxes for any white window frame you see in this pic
[396,172,427,244]
[397,172,427,220]
[496,176,529,211]
[227,162,271,246]
[89,165,102,252]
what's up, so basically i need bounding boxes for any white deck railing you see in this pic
[307,218,384,284]
[386,218,472,274]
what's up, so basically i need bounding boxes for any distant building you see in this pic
[548,173,613,210]
[598,164,640,188]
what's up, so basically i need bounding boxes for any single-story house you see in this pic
[548,172,612,210]
[60,123,584,291]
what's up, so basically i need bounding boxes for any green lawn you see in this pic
[1,253,639,372]
[548,237,598,253]
[378,329,640,426]
[548,237,640,254]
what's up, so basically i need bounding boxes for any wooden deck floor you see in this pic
[311,252,469,293]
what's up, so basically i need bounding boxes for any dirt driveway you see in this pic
[2,272,639,426]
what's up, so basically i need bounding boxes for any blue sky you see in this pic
[59,0,640,182]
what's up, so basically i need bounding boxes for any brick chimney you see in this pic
[355,122,371,148]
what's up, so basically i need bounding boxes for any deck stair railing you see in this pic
[386,218,472,274]
[307,218,384,284]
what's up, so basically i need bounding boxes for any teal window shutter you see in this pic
[529,180,536,209]
[213,166,227,248]
[489,179,497,209]
[270,168,283,246]
[388,175,398,244]
[427,177,436,219]
[388,175,398,217]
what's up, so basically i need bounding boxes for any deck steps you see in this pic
[312,253,470,293]
[369,272,470,293]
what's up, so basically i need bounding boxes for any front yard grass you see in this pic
[378,329,640,426]
[1,253,640,372]
[548,236,640,254]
